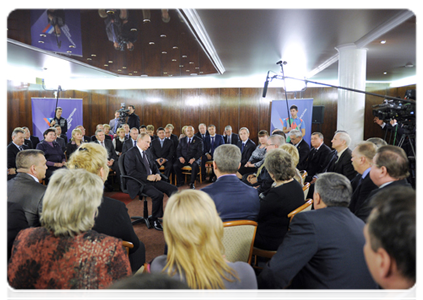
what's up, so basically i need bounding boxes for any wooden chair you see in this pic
[251,247,277,270]
[122,240,134,255]
[302,182,310,200]
[222,220,257,264]
[159,165,172,184]
[179,164,203,184]
[205,160,214,176]
[287,199,313,222]
[300,170,307,185]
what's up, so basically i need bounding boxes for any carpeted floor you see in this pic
[104,179,212,263]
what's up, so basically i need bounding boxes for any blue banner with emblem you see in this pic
[270,99,313,145]
[30,9,82,56]
[31,98,83,140]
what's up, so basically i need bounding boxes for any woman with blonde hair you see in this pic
[254,149,304,251]
[150,189,257,289]
[66,128,84,159]
[179,125,188,140]
[280,143,303,186]
[112,127,126,156]
[8,168,131,289]
[67,142,145,273]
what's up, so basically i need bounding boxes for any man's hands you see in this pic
[147,174,162,181]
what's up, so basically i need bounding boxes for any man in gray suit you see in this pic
[7,149,47,227]
[109,110,122,136]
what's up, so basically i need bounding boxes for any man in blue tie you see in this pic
[109,110,122,137]
[150,127,174,178]
[122,127,139,154]
[202,124,225,182]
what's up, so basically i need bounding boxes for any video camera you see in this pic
[372,90,415,133]
[117,103,129,123]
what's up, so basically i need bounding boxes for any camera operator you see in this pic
[127,105,140,130]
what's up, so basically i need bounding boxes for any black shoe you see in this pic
[153,220,163,231]
[189,183,195,189]
[177,182,185,187]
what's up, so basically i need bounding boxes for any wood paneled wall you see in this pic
[7,80,415,147]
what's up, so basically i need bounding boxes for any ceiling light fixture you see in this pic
[405,62,414,68]
[380,40,386,44]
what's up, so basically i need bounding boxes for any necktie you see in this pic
[160,139,164,148]
[211,137,215,153]
[101,141,105,147]
[142,151,151,175]
[211,137,215,145]
[187,138,191,150]
[133,140,136,147]
[228,136,231,144]
[242,142,245,152]
[18,146,23,151]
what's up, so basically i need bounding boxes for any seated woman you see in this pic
[103,124,114,140]
[112,127,126,156]
[254,149,305,251]
[236,130,268,178]
[67,142,145,273]
[36,128,65,182]
[66,128,84,159]
[280,143,303,186]
[179,125,188,140]
[8,168,131,289]
[150,189,257,289]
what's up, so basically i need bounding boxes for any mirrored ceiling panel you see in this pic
[7,9,219,78]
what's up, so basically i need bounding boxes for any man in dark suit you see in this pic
[122,127,139,154]
[237,127,256,166]
[222,125,239,145]
[53,125,66,152]
[298,132,333,184]
[124,133,178,231]
[7,150,47,227]
[364,187,420,300]
[7,127,29,180]
[127,105,140,130]
[76,125,91,143]
[288,129,310,167]
[258,172,377,289]
[358,145,411,222]
[50,106,68,135]
[21,127,33,149]
[173,125,203,189]
[194,123,209,141]
[8,202,29,260]
[109,110,122,136]
[91,124,111,142]
[150,127,174,178]
[201,144,260,222]
[165,124,179,162]
[202,124,225,182]
[95,129,120,190]
[325,131,357,181]
[349,142,378,222]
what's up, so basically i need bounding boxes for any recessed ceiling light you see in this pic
[39,34,46,37]
[122,66,127,69]
[104,64,109,67]
[380,40,386,44]
[149,42,155,45]
[91,54,96,57]
[66,51,72,54]
[172,59,177,62]
[162,51,167,54]
[38,41,44,44]
[173,46,178,49]
[133,71,138,74]
[160,34,167,38]
[108,61,113,63]
[405,63,415,68]
[383,72,387,75]
[87,58,92,61]
[182,55,187,58]
[69,45,75,48]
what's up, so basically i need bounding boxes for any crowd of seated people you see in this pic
[7,114,415,290]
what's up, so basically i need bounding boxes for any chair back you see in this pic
[222,220,257,264]
[118,153,129,193]
[287,199,313,222]
[122,240,134,255]
[302,182,310,200]
[300,170,307,185]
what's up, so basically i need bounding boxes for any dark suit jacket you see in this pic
[349,172,378,221]
[298,143,333,182]
[55,137,66,153]
[30,136,40,148]
[83,135,91,143]
[24,139,33,149]
[96,139,118,161]
[257,207,377,289]
[223,133,239,145]
[292,139,310,167]
[4,142,28,169]
[91,135,111,142]
[195,131,209,141]
[150,138,174,162]
[92,196,143,272]
[7,172,46,227]
[203,134,225,157]
[237,139,256,166]
[356,179,411,222]
[8,202,29,260]
[326,148,357,181]
[168,134,179,160]
[127,113,140,130]
[201,175,260,222]
[122,138,138,154]
[124,147,160,199]
[176,135,203,162]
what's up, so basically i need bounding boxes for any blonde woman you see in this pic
[112,127,126,156]
[66,128,84,159]
[150,189,257,289]
[67,142,145,273]
[280,143,303,186]
[179,125,188,140]
[103,124,113,140]
[8,168,131,289]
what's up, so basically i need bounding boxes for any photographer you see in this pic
[127,105,140,130]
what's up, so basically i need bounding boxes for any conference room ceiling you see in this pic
[7,9,416,87]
